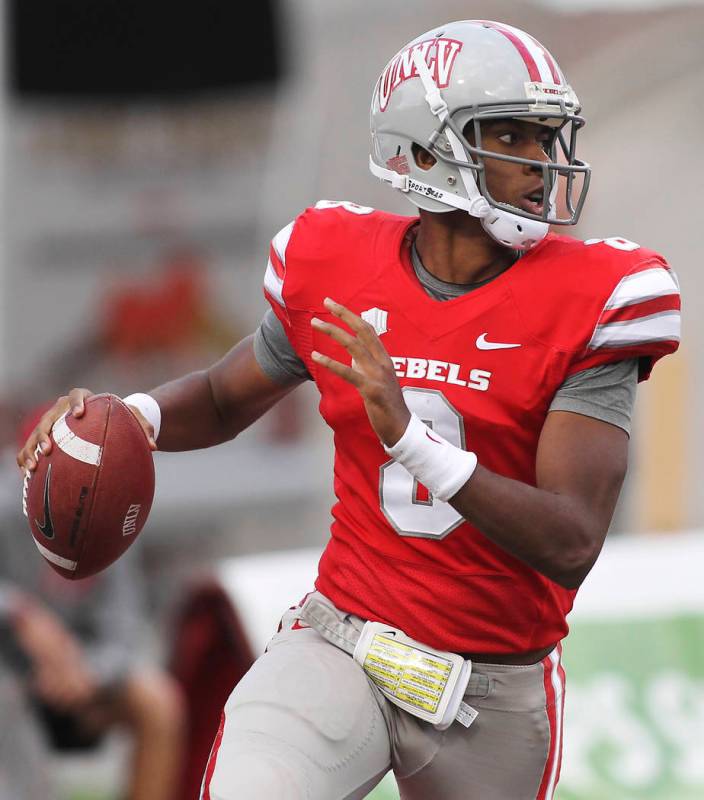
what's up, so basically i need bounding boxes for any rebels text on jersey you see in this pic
[263,200,680,654]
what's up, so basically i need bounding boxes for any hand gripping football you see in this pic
[22,394,155,580]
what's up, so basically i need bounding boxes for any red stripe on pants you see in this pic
[536,651,562,800]
[553,645,567,791]
[201,711,226,800]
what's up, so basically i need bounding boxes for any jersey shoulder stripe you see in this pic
[263,221,295,308]
[587,262,680,352]
[590,310,680,350]
[603,266,679,310]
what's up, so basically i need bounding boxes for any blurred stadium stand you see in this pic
[1,1,703,798]
[7,0,281,99]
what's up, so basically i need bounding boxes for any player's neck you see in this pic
[414,210,517,285]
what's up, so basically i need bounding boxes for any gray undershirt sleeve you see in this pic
[549,358,638,435]
[253,309,311,385]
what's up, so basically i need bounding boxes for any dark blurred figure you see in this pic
[0,587,55,799]
[0,531,185,800]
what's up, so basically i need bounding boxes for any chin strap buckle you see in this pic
[369,156,410,192]
[392,173,410,192]
[468,196,492,219]
[424,89,448,119]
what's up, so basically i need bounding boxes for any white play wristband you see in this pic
[122,393,161,441]
[384,413,478,502]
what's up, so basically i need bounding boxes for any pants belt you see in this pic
[299,595,490,698]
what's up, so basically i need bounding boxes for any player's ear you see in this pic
[412,143,436,171]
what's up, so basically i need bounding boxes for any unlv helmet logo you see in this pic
[378,38,463,112]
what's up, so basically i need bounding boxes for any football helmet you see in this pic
[369,20,591,250]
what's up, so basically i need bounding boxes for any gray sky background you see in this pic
[539,0,701,8]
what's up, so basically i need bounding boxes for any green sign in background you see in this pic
[367,615,704,800]
[557,614,704,800]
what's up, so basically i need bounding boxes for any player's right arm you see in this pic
[16,333,296,470]
[152,333,297,451]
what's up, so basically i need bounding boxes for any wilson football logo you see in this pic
[378,38,463,111]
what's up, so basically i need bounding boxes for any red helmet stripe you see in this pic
[526,33,562,84]
[479,21,562,85]
[479,21,542,82]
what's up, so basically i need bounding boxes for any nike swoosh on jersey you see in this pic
[35,464,55,539]
[475,333,522,350]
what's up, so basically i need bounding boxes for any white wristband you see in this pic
[384,413,477,503]
[122,393,161,441]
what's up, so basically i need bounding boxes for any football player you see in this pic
[19,20,680,800]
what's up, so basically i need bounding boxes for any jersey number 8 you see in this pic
[380,388,466,539]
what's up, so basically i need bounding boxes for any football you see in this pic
[22,393,155,580]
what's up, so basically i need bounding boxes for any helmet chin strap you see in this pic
[409,49,490,218]
[392,49,550,250]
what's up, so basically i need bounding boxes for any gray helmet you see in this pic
[369,20,591,250]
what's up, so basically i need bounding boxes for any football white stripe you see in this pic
[52,415,102,466]
[605,267,679,310]
[264,259,285,307]
[590,311,680,349]
[32,537,78,571]
[271,221,294,264]
[500,23,555,83]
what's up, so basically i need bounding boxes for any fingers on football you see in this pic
[16,389,91,471]
[68,387,93,417]
[311,350,363,387]
[126,406,157,450]
[16,407,60,471]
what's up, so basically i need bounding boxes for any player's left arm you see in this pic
[313,298,626,590]
[450,410,627,589]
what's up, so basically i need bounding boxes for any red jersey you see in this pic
[263,200,680,654]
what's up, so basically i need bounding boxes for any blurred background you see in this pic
[0,0,702,798]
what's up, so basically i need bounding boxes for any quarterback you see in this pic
[19,20,680,800]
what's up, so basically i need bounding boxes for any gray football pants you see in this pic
[201,592,565,800]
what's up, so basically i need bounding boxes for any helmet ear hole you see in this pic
[462,120,479,147]
[411,143,436,171]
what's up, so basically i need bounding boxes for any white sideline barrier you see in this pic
[217,531,704,651]
[218,546,322,656]
[572,530,704,619]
